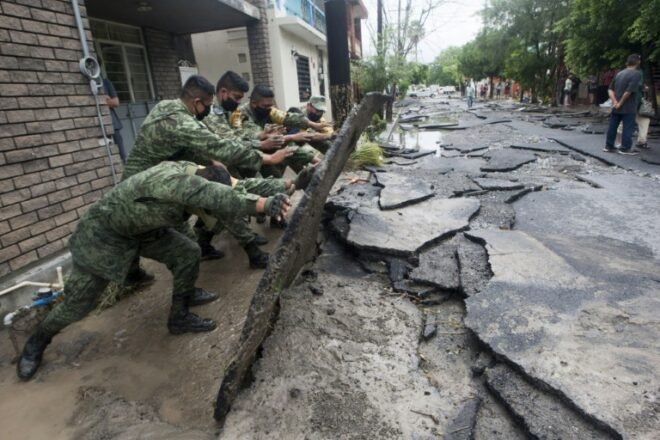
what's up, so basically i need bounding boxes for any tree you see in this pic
[429,47,463,86]
[482,0,569,103]
[354,0,447,119]
[458,29,511,98]
[559,0,642,78]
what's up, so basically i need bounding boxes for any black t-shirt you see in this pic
[609,69,642,114]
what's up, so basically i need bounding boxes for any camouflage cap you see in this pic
[309,95,327,112]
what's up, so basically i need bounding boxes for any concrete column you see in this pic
[325,0,352,126]
[245,0,274,88]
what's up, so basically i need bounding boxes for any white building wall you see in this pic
[191,29,253,89]
[191,7,332,119]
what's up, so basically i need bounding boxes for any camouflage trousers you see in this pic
[261,144,317,178]
[39,228,200,337]
[196,177,288,248]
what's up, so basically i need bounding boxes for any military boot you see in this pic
[124,267,155,288]
[199,244,225,261]
[17,331,52,380]
[189,287,219,307]
[243,240,269,269]
[252,233,268,246]
[167,299,216,335]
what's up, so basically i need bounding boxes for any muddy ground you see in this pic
[1,97,658,439]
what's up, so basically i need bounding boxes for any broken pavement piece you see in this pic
[409,237,460,291]
[374,172,435,210]
[443,144,489,154]
[472,178,525,191]
[485,363,618,440]
[421,312,438,341]
[465,229,660,439]
[444,397,482,440]
[345,198,480,257]
[481,149,537,172]
[510,141,570,154]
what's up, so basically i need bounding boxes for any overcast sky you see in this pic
[361,0,486,63]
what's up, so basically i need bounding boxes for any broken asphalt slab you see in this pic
[481,149,537,172]
[506,120,660,175]
[410,236,461,291]
[485,364,618,440]
[510,141,571,154]
[515,173,660,257]
[472,178,525,191]
[374,172,435,210]
[345,197,480,257]
[465,229,660,440]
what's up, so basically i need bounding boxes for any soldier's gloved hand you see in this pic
[264,194,291,220]
[293,165,315,191]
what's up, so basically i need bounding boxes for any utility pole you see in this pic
[325,0,352,126]
[377,0,383,56]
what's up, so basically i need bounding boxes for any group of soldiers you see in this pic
[16,72,336,380]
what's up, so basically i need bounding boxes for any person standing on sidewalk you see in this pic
[466,80,476,109]
[604,54,643,156]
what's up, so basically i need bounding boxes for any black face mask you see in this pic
[307,111,322,122]
[196,103,211,121]
[254,106,271,119]
[222,98,239,113]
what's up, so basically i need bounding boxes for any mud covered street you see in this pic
[1,95,659,439]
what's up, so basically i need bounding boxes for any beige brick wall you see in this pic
[0,0,120,278]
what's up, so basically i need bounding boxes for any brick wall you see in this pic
[143,28,181,100]
[246,0,273,88]
[0,0,120,278]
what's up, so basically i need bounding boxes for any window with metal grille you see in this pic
[90,19,155,103]
[296,55,311,101]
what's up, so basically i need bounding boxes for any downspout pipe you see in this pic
[71,0,118,185]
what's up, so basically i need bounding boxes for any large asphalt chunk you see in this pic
[374,172,435,210]
[485,363,618,440]
[346,198,480,257]
[410,235,460,291]
[465,229,660,440]
[481,149,537,172]
[515,173,660,257]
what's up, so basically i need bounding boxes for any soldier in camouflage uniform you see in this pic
[16,161,291,381]
[122,75,296,271]
[194,71,315,251]
[204,71,288,179]
[233,85,332,178]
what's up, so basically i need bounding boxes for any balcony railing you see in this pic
[285,0,326,34]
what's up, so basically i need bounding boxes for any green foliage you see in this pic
[371,113,387,133]
[349,139,384,169]
[560,0,659,75]
[429,47,463,86]
[559,0,642,76]
[481,0,568,100]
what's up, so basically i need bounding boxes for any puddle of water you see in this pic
[396,129,455,157]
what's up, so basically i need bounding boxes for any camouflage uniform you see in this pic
[37,162,261,337]
[233,103,318,177]
[123,99,263,180]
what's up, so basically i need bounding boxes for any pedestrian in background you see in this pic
[466,80,476,109]
[604,54,643,155]
[563,76,573,106]
[635,81,653,150]
[100,60,127,163]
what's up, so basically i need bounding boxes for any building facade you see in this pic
[0,0,262,298]
[193,0,367,117]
